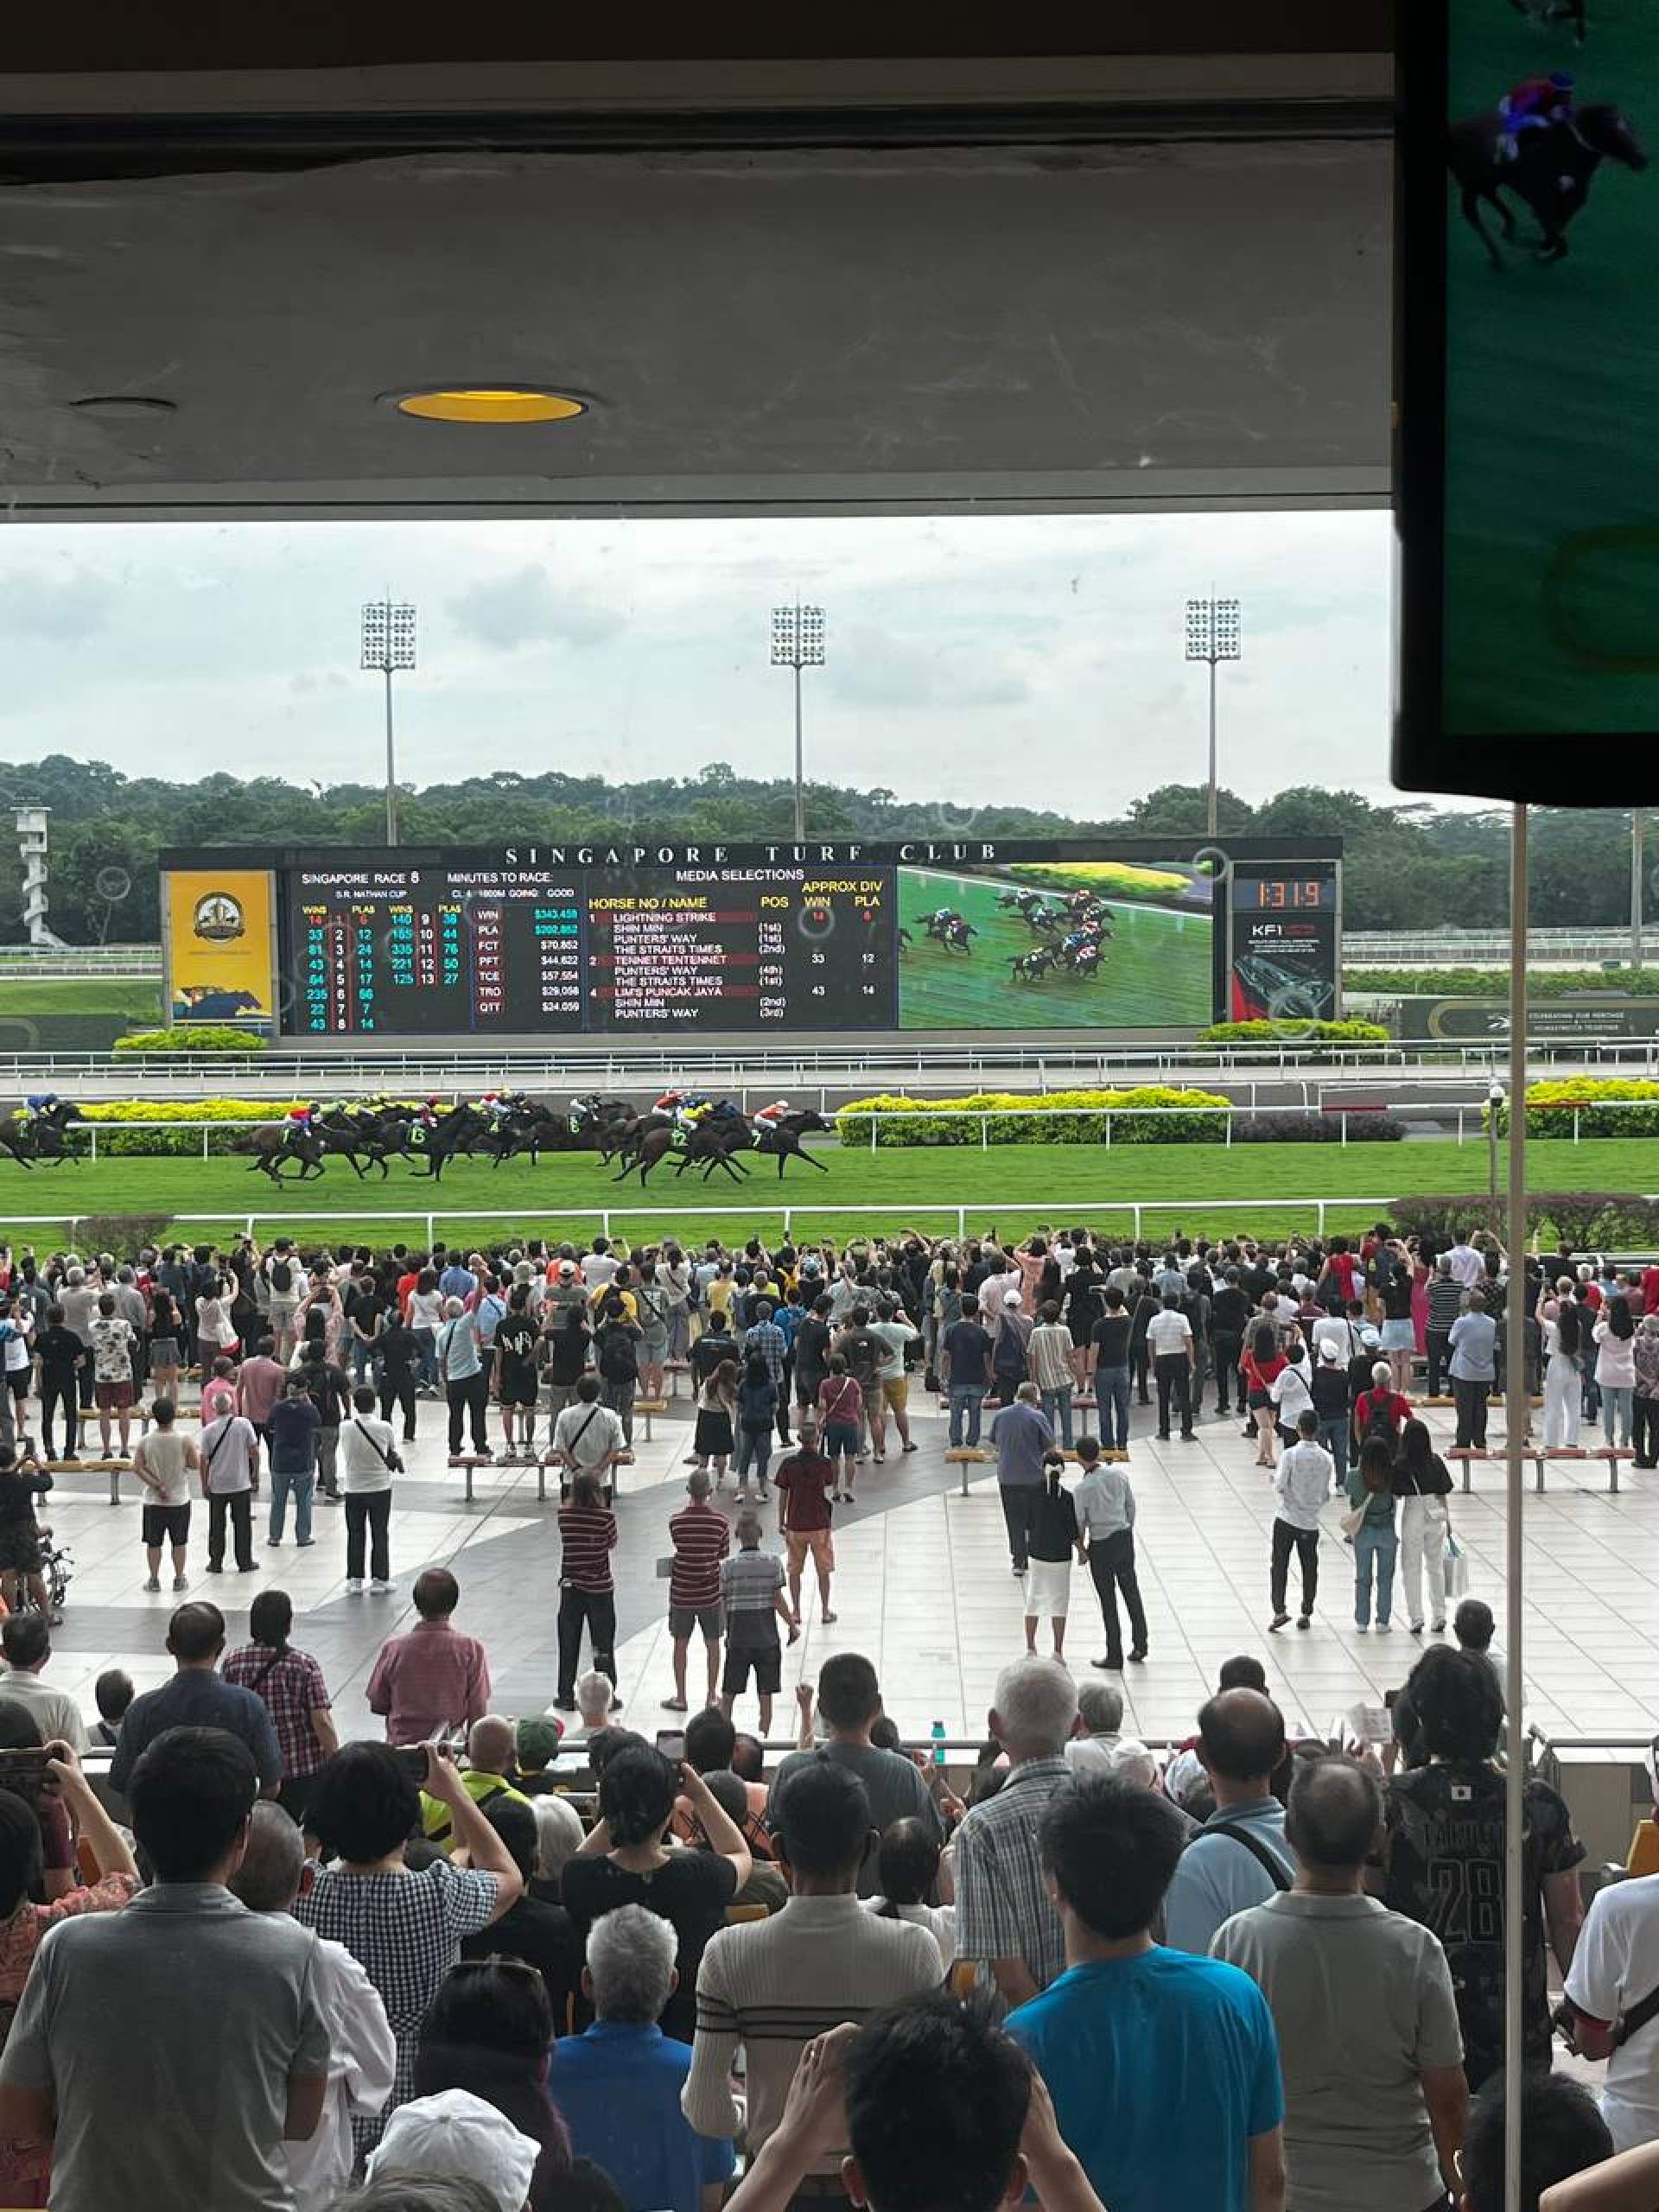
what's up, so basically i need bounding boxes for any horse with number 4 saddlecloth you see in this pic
[0,1097,84,1170]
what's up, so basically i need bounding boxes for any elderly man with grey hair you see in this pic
[953,1654,1080,2010]
[1065,1680,1124,1777]
[229,1802,397,2212]
[988,1381,1053,1577]
[553,1904,735,2212]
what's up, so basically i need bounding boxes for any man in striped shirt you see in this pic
[683,1758,943,2194]
[663,1469,732,1715]
[717,1513,799,1738]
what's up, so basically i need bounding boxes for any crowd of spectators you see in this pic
[0,1224,1650,2209]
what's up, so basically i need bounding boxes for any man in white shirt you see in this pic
[552,1378,627,1481]
[1145,1294,1196,1441]
[976,1255,1024,1324]
[340,1384,400,1596]
[229,1802,396,2212]
[1445,1234,1486,1291]
[199,1407,261,1575]
[582,1240,620,1292]
[1270,1410,1332,1632]
[1064,1680,1124,1776]
[1565,1872,1659,2152]
[0,1615,90,1751]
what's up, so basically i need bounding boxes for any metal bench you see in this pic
[1445,1446,1637,1495]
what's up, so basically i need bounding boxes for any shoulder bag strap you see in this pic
[353,1418,396,1471]
[1203,1821,1293,1892]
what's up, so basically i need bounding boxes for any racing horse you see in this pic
[1449,101,1646,268]
[611,1103,749,1186]
[243,1110,382,1182]
[924,912,978,955]
[1010,948,1059,983]
[745,1108,831,1179]
[0,1099,84,1170]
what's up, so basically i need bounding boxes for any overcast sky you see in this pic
[0,510,1398,814]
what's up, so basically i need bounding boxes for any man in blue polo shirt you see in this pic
[1007,1774,1284,2212]
[555,1904,734,2212]
[1162,1689,1294,1956]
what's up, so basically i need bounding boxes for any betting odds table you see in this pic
[289,861,891,1035]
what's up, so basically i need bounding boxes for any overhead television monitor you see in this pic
[1395,0,1659,799]
[160,838,1342,1045]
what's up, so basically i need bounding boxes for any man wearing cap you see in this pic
[1310,1337,1354,1485]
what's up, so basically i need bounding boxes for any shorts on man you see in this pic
[95,1379,135,1412]
[668,1604,726,1643]
[722,1639,782,1698]
[140,1503,192,1550]
[785,1528,835,1576]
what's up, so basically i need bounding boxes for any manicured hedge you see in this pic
[1198,1019,1390,1046]
[835,1087,1230,1148]
[1486,1078,1659,1139]
[1348,965,1659,1000]
[113,1026,267,1055]
[1235,1111,1405,1145]
[80,1098,301,1157]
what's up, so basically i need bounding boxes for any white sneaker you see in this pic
[345,1578,365,1594]
[370,1578,394,1593]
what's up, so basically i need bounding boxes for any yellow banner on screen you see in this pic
[166,869,275,1030]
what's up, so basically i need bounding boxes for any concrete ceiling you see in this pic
[0,6,1392,520]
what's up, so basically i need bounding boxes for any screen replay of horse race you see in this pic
[159,838,1342,1047]
[1395,0,1659,800]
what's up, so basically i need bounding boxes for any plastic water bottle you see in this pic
[931,1720,947,1766]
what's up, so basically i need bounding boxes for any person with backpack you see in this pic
[1309,1339,1352,1486]
[594,1294,643,1449]
[1354,1360,1412,1455]
[262,1243,305,1363]
[1346,1436,1400,1634]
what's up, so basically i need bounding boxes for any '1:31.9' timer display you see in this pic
[1243,878,1336,912]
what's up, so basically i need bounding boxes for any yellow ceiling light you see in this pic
[393,387,587,424]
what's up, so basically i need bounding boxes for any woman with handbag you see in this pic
[1241,1319,1287,1467]
[1344,1434,1399,1633]
[1392,1415,1453,1637]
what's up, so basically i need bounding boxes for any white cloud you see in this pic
[0,510,1419,814]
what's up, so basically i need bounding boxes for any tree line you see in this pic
[0,752,1622,944]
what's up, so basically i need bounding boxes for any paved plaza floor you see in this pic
[30,1383,1659,1751]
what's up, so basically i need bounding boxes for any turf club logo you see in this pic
[193,891,245,944]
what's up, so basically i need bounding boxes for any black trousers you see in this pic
[999,1484,1039,1572]
[345,1489,392,1582]
[1154,1354,1193,1437]
[1453,1376,1489,1450]
[41,1375,79,1457]
[1211,1333,1242,1413]
[777,1354,794,1441]
[1426,1328,1452,1396]
[1088,1532,1147,1664]
[379,1371,417,1441]
[207,1490,253,1571]
[447,1371,490,1454]
[1132,1340,1150,1402]
[1634,1395,1659,1468]
[1270,1518,1319,1616]
[557,1587,617,1703]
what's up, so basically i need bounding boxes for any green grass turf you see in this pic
[896,867,1211,1030]
[1445,3,1659,734]
[2,1135,1654,1249]
[0,980,161,1017]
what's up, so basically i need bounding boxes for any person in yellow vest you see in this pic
[419,1713,531,1848]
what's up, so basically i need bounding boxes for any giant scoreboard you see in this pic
[159,837,1342,1044]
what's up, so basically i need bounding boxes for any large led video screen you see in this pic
[1396,0,1659,798]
